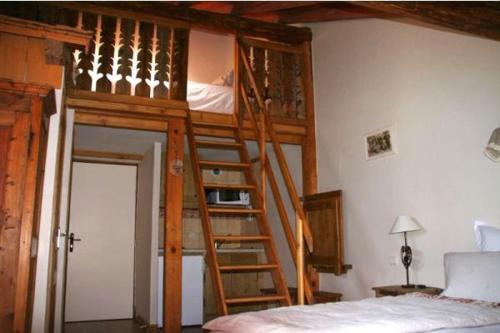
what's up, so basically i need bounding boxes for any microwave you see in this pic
[205,189,250,206]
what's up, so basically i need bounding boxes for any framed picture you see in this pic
[364,126,396,160]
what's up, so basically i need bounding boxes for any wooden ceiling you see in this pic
[166,1,500,42]
[173,1,393,23]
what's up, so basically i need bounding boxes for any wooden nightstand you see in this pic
[372,285,443,298]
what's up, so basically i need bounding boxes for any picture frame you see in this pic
[364,126,396,160]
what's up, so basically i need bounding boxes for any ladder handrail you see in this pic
[238,45,314,252]
[239,83,314,304]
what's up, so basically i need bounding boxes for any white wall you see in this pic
[310,19,500,300]
[188,29,234,84]
[134,143,161,325]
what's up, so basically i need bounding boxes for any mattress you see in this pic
[187,81,234,114]
[203,293,500,333]
[437,324,500,332]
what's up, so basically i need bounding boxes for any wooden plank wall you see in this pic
[0,33,63,89]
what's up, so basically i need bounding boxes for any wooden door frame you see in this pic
[64,106,186,333]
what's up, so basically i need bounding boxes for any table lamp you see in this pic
[389,215,422,288]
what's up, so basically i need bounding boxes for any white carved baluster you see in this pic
[72,49,83,85]
[126,20,142,96]
[106,17,123,94]
[264,48,272,104]
[164,28,173,91]
[250,46,256,71]
[146,24,160,98]
[87,14,104,92]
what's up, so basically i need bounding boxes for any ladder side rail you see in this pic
[239,46,313,252]
[240,84,314,304]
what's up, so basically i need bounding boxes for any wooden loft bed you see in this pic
[0,3,347,333]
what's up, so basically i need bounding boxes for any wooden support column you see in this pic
[163,118,185,333]
[301,41,319,291]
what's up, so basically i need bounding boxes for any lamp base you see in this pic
[401,284,416,289]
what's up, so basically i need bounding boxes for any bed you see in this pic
[187,81,234,114]
[203,251,500,333]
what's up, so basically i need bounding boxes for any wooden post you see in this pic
[301,40,319,291]
[259,111,266,209]
[164,118,185,333]
[296,212,304,306]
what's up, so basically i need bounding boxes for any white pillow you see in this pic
[441,252,500,302]
[212,70,234,87]
[474,221,500,251]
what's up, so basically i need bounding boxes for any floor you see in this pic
[64,319,204,333]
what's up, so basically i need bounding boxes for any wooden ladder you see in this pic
[186,111,292,315]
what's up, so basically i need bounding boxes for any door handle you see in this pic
[69,232,81,253]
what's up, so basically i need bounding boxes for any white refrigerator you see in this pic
[158,254,204,327]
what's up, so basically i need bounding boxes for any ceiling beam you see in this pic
[352,1,500,42]
[273,3,390,24]
[231,1,324,15]
[95,2,312,43]
[189,2,234,14]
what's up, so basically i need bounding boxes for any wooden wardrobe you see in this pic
[0,79,55,332]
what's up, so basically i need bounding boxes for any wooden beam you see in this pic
[74,110,169,132]
[66,90,188,121]
[72,149,143,161]
[0,14,93,50]
[163,118,185,333]
[352,2,500,42]
[275,3,390,24]
[53,2,189,29]
[93,2,312,43]
[232,1,324,15]
[190,2,234,14]
[239,36,303,55]
[301,41,319,291]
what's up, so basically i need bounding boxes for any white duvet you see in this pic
[187,81,234,114]
[203,293,500,333]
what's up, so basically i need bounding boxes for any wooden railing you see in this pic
[62,4,189,100]
[236,39,315,304]
[238,37,306,121]
[0,3,190,101]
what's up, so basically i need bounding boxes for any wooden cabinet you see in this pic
[372,285,443,298]
[303,190,350,275]
[203,252,262,321]
[0,79,55,333]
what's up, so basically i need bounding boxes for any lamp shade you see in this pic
[485,127,500,162]
[390,215,422,234]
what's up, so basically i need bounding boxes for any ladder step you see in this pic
[204,183,256,190]
[213,235,270,242]
[196,140,242,150]
[208,207,262,215]
[219,264,278,272]
[226,295,287,305]
[192,121,237,129]
[199,160,250,170]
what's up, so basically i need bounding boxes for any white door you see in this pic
[65,162,137,322]
[134,143,161,325]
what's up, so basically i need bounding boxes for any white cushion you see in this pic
[474,221,500,251]
[442,252,500,302]
[212,70,234,87]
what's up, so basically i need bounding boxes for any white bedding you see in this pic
[203,293,500,333]
[187,81,234,114]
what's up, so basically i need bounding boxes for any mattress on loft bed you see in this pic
[187,81,234,114]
